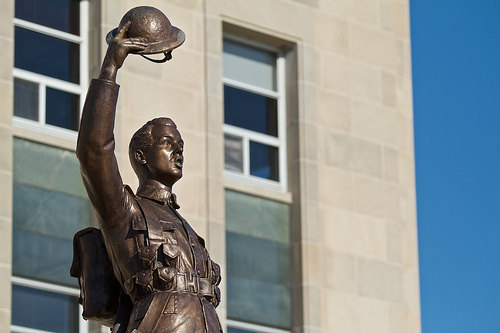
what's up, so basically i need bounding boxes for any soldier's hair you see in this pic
[129,117,177,182]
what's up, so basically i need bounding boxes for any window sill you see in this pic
[13,118,77,151]
[224,175,292,204]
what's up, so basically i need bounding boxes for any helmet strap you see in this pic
[140,51,172,63]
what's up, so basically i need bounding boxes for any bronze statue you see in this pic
[71,6,222,333]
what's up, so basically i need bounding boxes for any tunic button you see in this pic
[191,243,195,247]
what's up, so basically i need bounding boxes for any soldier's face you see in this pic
[144,124,184,187]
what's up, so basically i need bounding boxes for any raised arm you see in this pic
[76,23,146,224]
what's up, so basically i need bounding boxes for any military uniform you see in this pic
[77,79,222,333]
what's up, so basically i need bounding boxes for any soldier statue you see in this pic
[72,6,222,333]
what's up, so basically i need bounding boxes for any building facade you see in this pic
[0,0,420,332]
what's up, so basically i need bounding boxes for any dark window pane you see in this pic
[224,85,278,136]
[225,134,243,173]
[15,0,79,34]
[46,87,80,130]
[15,26,80,83]
[250,141,279,181]
[14,78,38,121]
[12,284,79,333]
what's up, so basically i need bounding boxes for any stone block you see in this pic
[351,100,398,145]
[319,0,379,26]
[380,0,396,32]
[386,222,402,263]
[315,13,348,55]
[0,81,12,125]
[303,199,321,242]
[0,265,11,309]
[0,218,12,266]
[389,303,406,333]
[207,55,223,95]
[322,206,387,260]
[302,243,323,286]
[317,52,350,94]
[176,173,206,217]
[0,130,12,172]
[348,22,398,70]
[316,89,351,132]
[0,308,10,333]
[349,61,381,102]
[302,286,322,327]
[322,131,383,178]
[323,292,360,332]
[382,71,397,107]
[358,297,390,333]
[205,16,222,56]
[0,0,13,39]
[353,175,401,220]
[0,171,12,218]
[397,114,414,155]
[317,165,353,210]
[324,250,357,293]
[358,258,403,302]
[394,1,410,39]
[0,38,13,82]
[383,146,399,182]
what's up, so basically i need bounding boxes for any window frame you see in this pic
[12,0,89,140]
[10,276,88,333]
[227,319,290,333]
[223,34,287,192]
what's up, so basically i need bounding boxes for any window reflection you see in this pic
[224,85,278,137]
[15,27,80,83]
[14,78,38,121]
[12,284,79,333]
[15,0,80,34]
[46,87,80,130]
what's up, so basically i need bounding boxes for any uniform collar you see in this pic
[136,179,180,209]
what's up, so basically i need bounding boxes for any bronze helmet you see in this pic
[106,6,185,62]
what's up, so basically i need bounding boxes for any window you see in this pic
[12,138,90,333]
[11,277,86,333]
[225,190,291,331]
[13,0,89,137]
[223,37,287,190]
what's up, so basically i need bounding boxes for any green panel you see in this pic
[227,275,291,329]
[13,138,90,287]
[13,183,89,240]
[225,190,289,244]
[13,229,77,286]
[227,232,290,286]
[13,138,87,198]
[225,190,291,329]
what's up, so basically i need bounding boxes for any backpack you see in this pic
[70,227,121,328]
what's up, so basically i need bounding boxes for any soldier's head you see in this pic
[129,117,184,187]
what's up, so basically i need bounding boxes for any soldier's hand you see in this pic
[108,22,148,68]
[100,22,147,81]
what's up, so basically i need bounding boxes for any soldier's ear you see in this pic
[134,150,147,165]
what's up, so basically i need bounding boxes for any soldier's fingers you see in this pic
[123,40,148,48]
[116,21,131,39]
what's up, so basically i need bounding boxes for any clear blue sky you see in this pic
[410,0,500,332]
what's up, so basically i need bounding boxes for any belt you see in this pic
[125,268,216,301]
